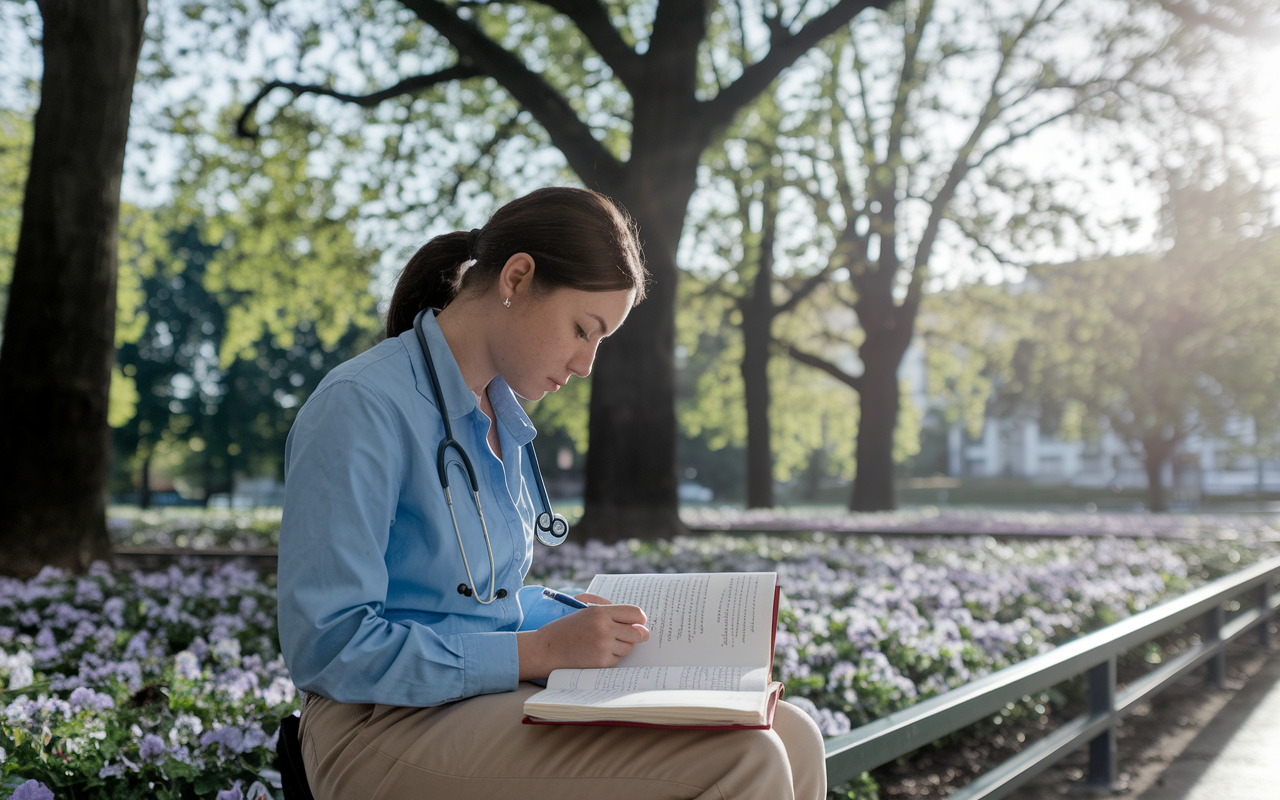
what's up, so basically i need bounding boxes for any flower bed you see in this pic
[4,532,1274,799]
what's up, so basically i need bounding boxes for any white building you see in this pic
[945,415,1280,497]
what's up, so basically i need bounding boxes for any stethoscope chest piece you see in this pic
[536,510,570,546]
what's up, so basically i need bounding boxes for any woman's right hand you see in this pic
[517,603,649,680]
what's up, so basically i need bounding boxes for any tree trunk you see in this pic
[741,189,779,509]
[574,155,699,543]
[1143,436,1173,513]
[741,300,774,509]
[850,331,908,512]
[0,0,147,578]
[139,452,152,510]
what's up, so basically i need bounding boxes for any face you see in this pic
[492,281,636,401]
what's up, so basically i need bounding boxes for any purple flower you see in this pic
[98,763,125,778]
[139,732,168,764]
[201,725,245,754]
[67,686,115,712]
[9,780,55,800]
[215,781,244,800]
[102,596,125,627]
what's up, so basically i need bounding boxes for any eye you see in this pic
[575,324,590,341]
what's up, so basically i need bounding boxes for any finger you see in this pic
[607,604,648,626]
[574,592,610,605]
[613,623,649,644]
[612,640,636,659]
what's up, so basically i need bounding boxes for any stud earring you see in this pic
[503,297,511,308]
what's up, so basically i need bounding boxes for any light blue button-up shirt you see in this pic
[278,311,575,707]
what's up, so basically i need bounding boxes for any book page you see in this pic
[585,572,776,668]
[523,688,769,726]
[545,665,770,694]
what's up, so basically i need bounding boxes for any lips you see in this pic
[548,377,563,391]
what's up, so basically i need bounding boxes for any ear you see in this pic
[498,253,536,300]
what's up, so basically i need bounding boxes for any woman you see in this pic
[278,187,826,800]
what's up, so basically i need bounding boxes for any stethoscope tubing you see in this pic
[412,309,567,605]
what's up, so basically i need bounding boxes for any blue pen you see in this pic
[542,587,589,609]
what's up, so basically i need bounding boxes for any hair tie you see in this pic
[467,228,481,258]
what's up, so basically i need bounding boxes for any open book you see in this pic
[522,572,782,729]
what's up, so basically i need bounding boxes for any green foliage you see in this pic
[0,107,29,320]
[0,565,293,799]
[170,105,381,368]
[524,373,591,454]
[920,281,1030,438]
[1014,170,1280,473]
[111,224,377,498]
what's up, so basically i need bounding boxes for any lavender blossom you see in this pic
[9,780,55,800]
[138,732,169,764]
[215,781,244,800]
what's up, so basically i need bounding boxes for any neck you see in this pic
[433,300,497,398]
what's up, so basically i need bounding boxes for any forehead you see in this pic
[554,286,634,331]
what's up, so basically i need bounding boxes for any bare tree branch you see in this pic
[400,0,626,190]
[702,0,890,132]
[437,112,522,209]
[902,2,1053,317]
[776,263,833,316]
[539,0,644,93]
[235,65,482,139]
[785,344,864,391]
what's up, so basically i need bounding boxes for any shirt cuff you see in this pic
[516,585,579,631]
[460,630,520,697]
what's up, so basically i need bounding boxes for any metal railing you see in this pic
[823,555,1280,799]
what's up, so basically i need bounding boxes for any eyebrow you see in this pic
[589,313,609,336]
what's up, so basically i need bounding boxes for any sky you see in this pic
[2,0,1279,301]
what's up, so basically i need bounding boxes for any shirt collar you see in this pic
[401,310,537,448]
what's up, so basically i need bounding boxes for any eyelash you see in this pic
[576,325,589,341]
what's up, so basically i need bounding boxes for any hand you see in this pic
[517,602,649,680]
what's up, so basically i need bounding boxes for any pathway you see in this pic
[1137,650,1280,800]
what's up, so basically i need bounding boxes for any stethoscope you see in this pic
[413,309,569,605]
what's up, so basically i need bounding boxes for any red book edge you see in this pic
[522,578,785,731]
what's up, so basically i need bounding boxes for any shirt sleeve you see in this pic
[515,585,580,631]
[277,379,519,706]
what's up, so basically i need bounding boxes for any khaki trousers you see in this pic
[299,684,826,800]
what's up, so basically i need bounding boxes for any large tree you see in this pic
[0,0,148,578]
[234,0,889,541]
[1019,171,1280,511]
[768,0,1264,510]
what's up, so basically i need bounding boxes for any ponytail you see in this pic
[385,187,647,339]
[384,231,472,339]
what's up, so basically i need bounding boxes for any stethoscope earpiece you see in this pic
[415,309,567,607]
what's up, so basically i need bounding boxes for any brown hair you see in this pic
[386,187,647,338]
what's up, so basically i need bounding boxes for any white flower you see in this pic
[212,638,241,666]
[7,651,34,691]
[263,676,295,707]
[174,650,201,681]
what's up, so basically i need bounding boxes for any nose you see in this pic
[569,342,597,378]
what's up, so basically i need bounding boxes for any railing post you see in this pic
[1205,604,1227,689]
[1087,656,1117,789]
[1262,581,1274,649]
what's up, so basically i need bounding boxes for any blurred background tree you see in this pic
[1012,167,1280,511]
